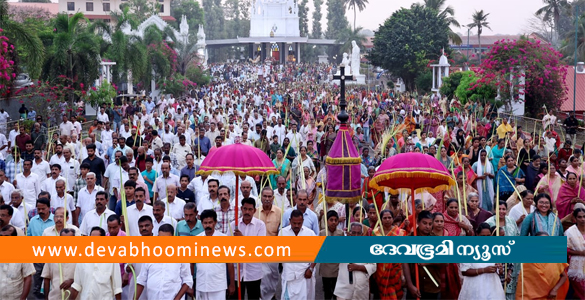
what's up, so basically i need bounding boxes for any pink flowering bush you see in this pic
[477,38,568,117]
[0,30,15,97]
[84,81,117,108]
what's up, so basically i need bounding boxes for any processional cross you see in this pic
[332,65,355,124]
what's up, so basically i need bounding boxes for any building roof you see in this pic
[561,66,585,112]
[453,34,549,48]
[8,2,59,15]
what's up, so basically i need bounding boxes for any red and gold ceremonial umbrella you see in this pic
[369,152,455,299]
[197,138,278,300]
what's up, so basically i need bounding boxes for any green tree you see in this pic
[560,13,585,62]
[42,13,100,92]
[336,26,367,54]
[312,0,323,38]
[439,71,464,99]
[454,71,496,104]
[423,0,462,45]
[344,0,368,31]
[415,71,433,93]
[367,4,449,90]
[467,10,491,63]
[203,0,226,61]
[326,0,350,61]
[536,0,569,36]
[0,0,44,79]
[120,0,160,23]
[299,0,309,37]
[99,7,148,87]
[171,0,205,33]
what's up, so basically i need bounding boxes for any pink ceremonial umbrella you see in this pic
[369,152,455,299]
[197,139,278,300]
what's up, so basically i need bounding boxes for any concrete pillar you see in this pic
[432,67,436,90]
[127,70,133,94]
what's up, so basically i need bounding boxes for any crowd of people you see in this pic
[0,61,582,300]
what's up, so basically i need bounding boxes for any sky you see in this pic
[348,0,546,35]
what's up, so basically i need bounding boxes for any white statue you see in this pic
[197,25,206,44]
[180,15,188,36]
[340,52,350,70]
[351,40,360,76]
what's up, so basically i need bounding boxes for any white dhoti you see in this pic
[261,263,279,300]
[196,290,225,300]
[281,276,315,300]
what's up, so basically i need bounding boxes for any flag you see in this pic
[376,70,385,79]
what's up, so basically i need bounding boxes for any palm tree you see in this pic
[560,14,585,62]
[336,26,367,54]
[424,0,462,45]
[536,0,569,36]
[43,12,100,106]
[0,0,44,80]
[467,10,491,64]
[94,7,148,89]
[344,0,368,31]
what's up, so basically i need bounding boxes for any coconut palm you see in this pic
[424,0,462,45]
[344,0,368,31]
[536,0,569,35]
[336,26,367,54]
[467,10,491,64]
[560,14,585,62]
[43,12,100,88]
[0,0,44,80]
[94,7,148,89]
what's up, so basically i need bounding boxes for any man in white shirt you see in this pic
[127,187,154,236]
[279,209,316,300]
[286,122,303,151]
[97,107,110,123]
[273,118,286,144]
[0,132,8,158]
[9,189,34,222]
[0,169,14,204]
[79,191,115,235]
[135,262,192,300]
[40,164,65,197]
[197,178,219,214]
[75,172,104,226]
[70,263,122,300]
[0,204,25,231]
[41,207,81,236]
[273,176,291,210]
[14,159,41,207]
[228,197,265,298]
[162,184,185,220]
[188,173,209,207]
[152,162,180,202]
[101,122,114,150]
[196,209,236,299]
[31,149,50,184]
[48,144,66,171]
[0,108,9,135]
[61,148,79,193]
[152,200,176,235]
[50,179,76,224]
[172,135,192,170]
[59,115,75,137]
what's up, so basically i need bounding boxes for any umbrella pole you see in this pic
[412,188,420,300]
[235,176,241,300]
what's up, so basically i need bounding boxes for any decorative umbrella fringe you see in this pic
[324,195,362,204]
[369,171,456,191]
[197,170,279,176]
[326,157,363,164]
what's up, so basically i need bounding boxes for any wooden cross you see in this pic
[333,65,354,124]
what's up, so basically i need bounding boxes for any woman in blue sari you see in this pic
[270,148,291,189]
[496,155,525,200]
[520,193,563,236]
[490,138,506,172]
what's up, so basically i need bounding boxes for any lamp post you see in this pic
[574,5,580,113]
[467,27,471,60]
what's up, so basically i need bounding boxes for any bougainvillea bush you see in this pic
[476,38,568,117]
[0,29,15,97]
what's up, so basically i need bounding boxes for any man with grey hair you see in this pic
[152,162,180,202]
[9,189,33,221]
[50,179,75,225]
[75,171,104,226]
[61,147,79,193]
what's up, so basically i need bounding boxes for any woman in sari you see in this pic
[567,156,583,176]
[373,210,406,300]
[438,146,453,170]
[295,166,316,207]
[516,233,569,299]
[490,138,506,172]
[465,192,493,232]
[454,156,478,188]
[472,149,495,211]
[556,172,585,219]
[521,193,563,236]
[485,201,520,299]
[566,208,585,298]
[269,149,291,189]
[291,146,316,180]
[444,199,474,236]
[320,125,336,157]
[496,156,526,200]
[306,140,320,171]
[535,163,562,204]
[430,212,462,299]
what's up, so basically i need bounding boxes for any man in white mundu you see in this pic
[279,209,316,300]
